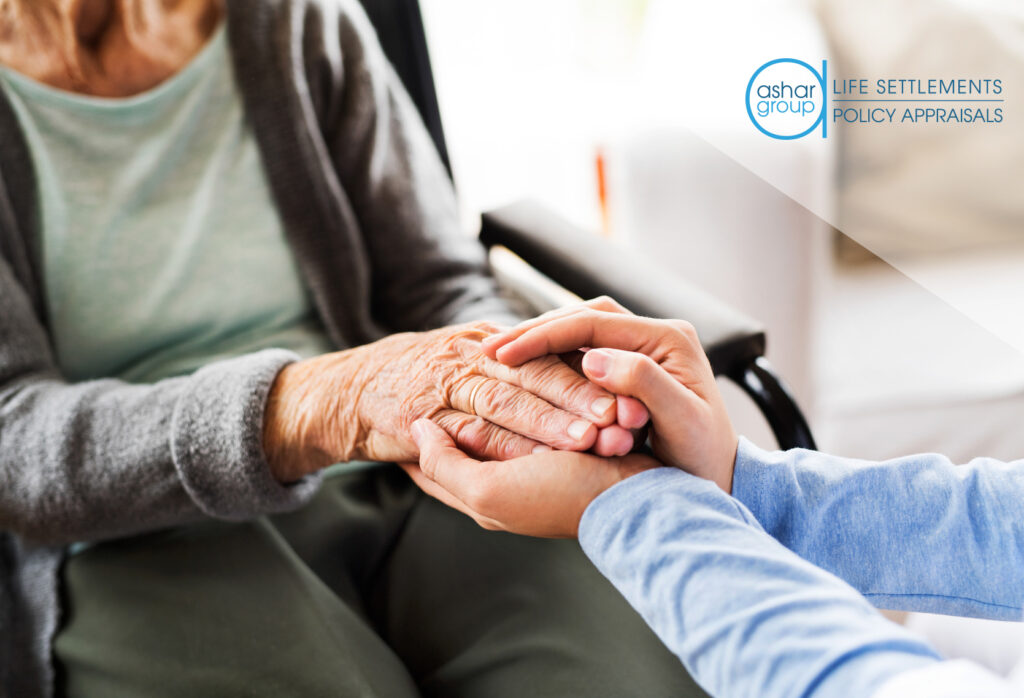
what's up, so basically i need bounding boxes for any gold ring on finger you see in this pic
[466,378,487,417]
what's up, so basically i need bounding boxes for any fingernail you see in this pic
[591,396,615,417]
[532,444,553,454]
[481,334,501,345]
[410,419,427,444]
[568,420,591,441]
[583,349,611,379]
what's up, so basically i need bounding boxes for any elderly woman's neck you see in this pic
[0,0,224,97]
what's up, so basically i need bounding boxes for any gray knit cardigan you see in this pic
[0,1,518,694]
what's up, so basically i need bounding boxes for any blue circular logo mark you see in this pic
[746,58,828,140]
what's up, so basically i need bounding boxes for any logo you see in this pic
[746,58,828,140]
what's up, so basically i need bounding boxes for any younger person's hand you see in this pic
[402,419,657,537]
[482,298,739,493]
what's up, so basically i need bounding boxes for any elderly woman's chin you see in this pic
[0,0,224,97]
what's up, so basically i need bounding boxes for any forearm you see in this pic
[263,346,368,479]
[579,468,941,698]
[732,439,1024,618]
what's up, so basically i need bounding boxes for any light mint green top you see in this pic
[0,26,333,384]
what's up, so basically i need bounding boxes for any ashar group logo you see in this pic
[746,58,828,140]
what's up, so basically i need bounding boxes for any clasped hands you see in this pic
[263,297,737,538]
[402,297,740,538]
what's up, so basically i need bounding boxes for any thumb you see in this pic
[411,417,455,450]
[581,349,691,424]
[411,418,475,483]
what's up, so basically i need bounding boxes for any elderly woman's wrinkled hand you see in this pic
[263,321,645,481]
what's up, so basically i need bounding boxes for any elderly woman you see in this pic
[0,0,702,696]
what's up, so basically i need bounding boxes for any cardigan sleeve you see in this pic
[0,255,320,545]
[322,0,525,331]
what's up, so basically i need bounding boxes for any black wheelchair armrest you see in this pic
[480,199,815,450]
[480,200,764,375]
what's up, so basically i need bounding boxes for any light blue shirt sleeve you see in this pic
[732,438,1024,619]
[578,467,941,698]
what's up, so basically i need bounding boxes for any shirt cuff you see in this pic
[730,436,798,536]
[170,349,322,520]
[579,466,729,559]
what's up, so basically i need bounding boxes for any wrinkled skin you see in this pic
[0,4,648,485]
[264,321,646,482]
[0,0,223,97]
[400,297,741,540]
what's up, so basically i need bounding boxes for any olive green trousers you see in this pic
[55,464,705,697]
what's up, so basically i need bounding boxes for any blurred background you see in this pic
[422,0,1024,461]
[421,0,1024,673]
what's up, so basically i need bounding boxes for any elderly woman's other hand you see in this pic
[263,321,640,481]
[483,299,738,494]
[401,419,658,538]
